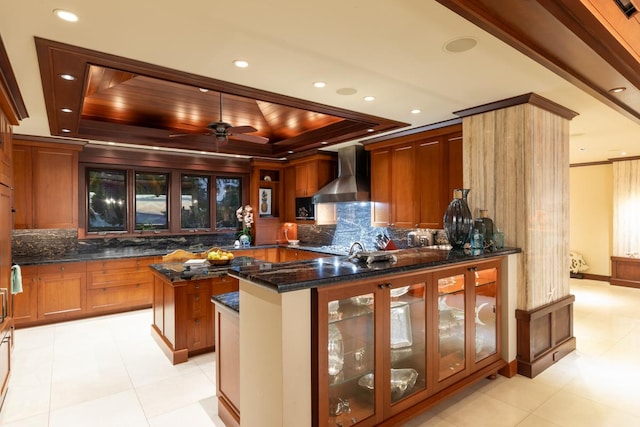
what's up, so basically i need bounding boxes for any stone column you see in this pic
[455,93,578,377]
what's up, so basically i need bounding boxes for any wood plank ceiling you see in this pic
[35,38,408,158]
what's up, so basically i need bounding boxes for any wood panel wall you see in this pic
[612,159,640,257]
[462,103,570,311]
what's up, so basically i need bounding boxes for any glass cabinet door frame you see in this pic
[431,258,503,392]
[313,280,385,427]
[431,264,472,391]
[469,259,502,372]
[381,273,433,418]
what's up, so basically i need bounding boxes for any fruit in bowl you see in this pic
[207,249,235,264]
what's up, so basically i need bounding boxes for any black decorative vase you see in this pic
[443,189,473,249]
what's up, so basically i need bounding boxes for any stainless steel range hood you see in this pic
[312,145,370,204]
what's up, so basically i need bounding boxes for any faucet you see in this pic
[348,241,365,256]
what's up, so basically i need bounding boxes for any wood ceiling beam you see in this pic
[437,0,640,125]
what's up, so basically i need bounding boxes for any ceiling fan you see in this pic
[171,92,269,144]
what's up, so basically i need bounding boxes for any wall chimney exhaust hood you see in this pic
[312,145,370,204]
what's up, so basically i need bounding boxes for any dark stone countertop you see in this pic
[227,247,521,293]
[211,292,240,313]
[12,243,341,266]
[149,256,261,283]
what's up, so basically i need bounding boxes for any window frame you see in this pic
[80,164,248,237]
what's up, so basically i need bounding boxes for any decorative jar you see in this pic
[443,189,473,249]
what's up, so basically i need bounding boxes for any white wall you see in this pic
[569,164,612,276]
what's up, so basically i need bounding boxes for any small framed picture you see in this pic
[259,187,272,216]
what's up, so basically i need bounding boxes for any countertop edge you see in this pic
[229,248,521,293]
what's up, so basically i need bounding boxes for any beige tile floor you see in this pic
[0,278,639,426]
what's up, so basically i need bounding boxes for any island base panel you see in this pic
[151,324,189,365]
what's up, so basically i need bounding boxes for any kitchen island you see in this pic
[225,246,520,427]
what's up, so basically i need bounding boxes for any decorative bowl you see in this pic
[390,285,410,298]
[208,259,231,266]
[288,240,300,247]
[350,293,374,306]
[358,368,418,401]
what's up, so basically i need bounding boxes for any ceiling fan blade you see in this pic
[228,133,270,144]
[169,131,213,138]
[228,125,258,134]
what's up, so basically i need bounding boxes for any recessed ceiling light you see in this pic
[59,74,76,81]
[364,96,375,102]
[152,146,160,150]
[443,37,478,53]
[313,81,326,88]
[609,87,626,93]
[411,109,421,114]
[288,150,294,154]
[579,147,586,151]
[61,128,71,133]
[321,141,328,145]
[53,9,78,22]
[621,151,628,156]
[200,151,207,154]
[199,88,209,93]
[60,108,72,113]
[107,142,116,146]
[233,60,249,68]
[367,128,375,132]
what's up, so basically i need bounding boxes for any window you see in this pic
[216,177,241,228]
[181,175,210,229]
[87,169,127,232]
[84,167,246,235]
[135,172,168,230]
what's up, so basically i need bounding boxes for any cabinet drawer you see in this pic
[186,281,212,295]
[87,283,152,313]
[86,257,157,272]
[37,262,86,276]
[212,276,239,295]
[87,268,151,289]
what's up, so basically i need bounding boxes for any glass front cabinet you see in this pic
[313,258,502,427]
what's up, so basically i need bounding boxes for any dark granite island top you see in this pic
[228,246,521,293]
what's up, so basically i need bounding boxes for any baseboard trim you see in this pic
[498,359,518,378]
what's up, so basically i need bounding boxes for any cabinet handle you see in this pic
[195,319,200,324]
[194,295,200,301]
[60,266,64,272]
[386,283,392,288]
[194,284,200,289]
[467,266,478,272]
[378,284,385,289]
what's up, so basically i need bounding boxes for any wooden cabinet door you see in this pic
[370,148,391,227]
[0,114,12,186]
[0,185,10,301]
[445,132,463,199]
[37,263,86,321]
[11,145,31,229]
[391,143,417,228]
[417,138,445,228]
[295,163,312,196]
[32,147,78,229]
[12,265,38,324]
